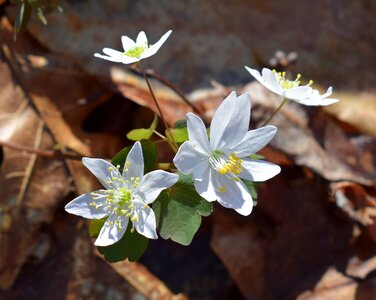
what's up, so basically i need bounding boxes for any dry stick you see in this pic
[0,139,82,160]
[131,65,202,116]
[261,97,289,127]
[138,64,179,152]
[15,121,43,206]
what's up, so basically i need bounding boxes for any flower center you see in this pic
[123,45,147,58]
[210,151,243,175]
[273,70,313,90]
[90,165,143,231]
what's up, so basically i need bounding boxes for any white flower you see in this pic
[173,91,281,216]
[245,66,339,106]
[94,30,172,64]
[65,141,178,246]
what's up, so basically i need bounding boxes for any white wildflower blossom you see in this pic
[245,66,339,106]
[173,91,281,216]
[65,141,178,246]
[94,30,172,64]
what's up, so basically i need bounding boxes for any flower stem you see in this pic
[138,64,178,153]
[261,97,289,127]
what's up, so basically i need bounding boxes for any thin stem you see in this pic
[152,129,166,140]
[138,64,178,153]
[131,65,202,116]
[261,98,289,127]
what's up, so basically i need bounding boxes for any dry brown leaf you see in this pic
[0,60,72,288]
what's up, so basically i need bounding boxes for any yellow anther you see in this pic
[108,167,114,171]
[131,215,138,222]
[120,209,127,214]
[309,79,314,85]
[126,212,132,217]
[130,227,135,233]
[116,165,121,169]
[218,153,243,175]
[218,186,227,193]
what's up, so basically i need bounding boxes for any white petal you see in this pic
[102,48,124,58]
[94,53,122,63]
[297,97,339,106]
[137,170,178,204]
[121,56,141,64]
[95,213,128,246]
[230,125,277,157]
[121,35,136,51]
[245,66,263,82]
[173,141,209,180]
[194,167,217,202]
[82,157,122,190]
[186,113,211,155]
[212,172,253,216]
[261,68,283,95]
[296,87,339,106]
[140,30,172,60]
[285,85,312,101]
[124,141,144,182]
[132,200,158,239]
[210,91,251,150]
[136,31,148,46]
[240,159,281,182]
[65,190,109,219]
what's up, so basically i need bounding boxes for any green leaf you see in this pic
[126,114,158,141]
[111,140,157,173]
[250,153,265,160]
[242,179,259,205]
[169,127,189,143]
[97,223,149,262]
[173,119,187,129]
[14,1,32,40]
[89,219,106,238]
[126,128,154,141]
[153,173,213,246]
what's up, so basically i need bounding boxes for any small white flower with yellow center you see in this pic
[94,30,172,64]
[245,66,339,106]
[65,141,178,246]
[173,91,281,216]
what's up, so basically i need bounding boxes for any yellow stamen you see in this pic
[217,153,243,175]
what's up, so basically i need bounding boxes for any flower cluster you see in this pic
[65,30,340,249]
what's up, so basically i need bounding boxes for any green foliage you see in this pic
[90,220,149,262]
[242,179,259,205]
[126,114,158,141]
[89,219,106,238]
[153,173,212,246]
[168,127,188,143]
[173,119,187,129]
[11,0,63,40]
[111,140,157,173]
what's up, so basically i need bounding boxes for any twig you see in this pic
[15,121,43,206]
[0,139,82,160]
[131,65,202,116]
